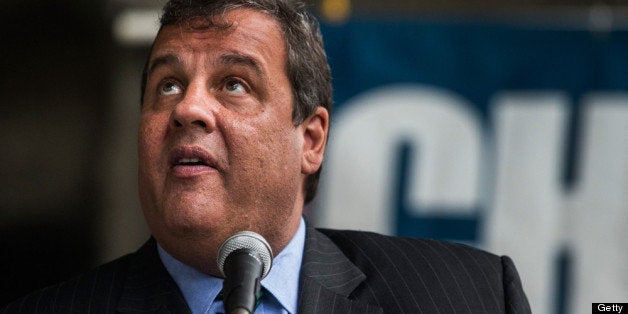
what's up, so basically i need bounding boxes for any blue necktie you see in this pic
[212,288,266,314]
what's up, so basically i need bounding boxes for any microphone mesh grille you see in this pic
[216,231,273,278]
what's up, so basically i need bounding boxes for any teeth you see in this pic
[178,157,201,164]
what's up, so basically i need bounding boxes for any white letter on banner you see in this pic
[318,84,482,234]
[484,92,569,314]
[569,93,628,314]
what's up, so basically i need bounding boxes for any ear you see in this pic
[301,106,329,175]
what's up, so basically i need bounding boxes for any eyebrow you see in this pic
[147,52,265,78]
[148,53,183,75]
[218,53,263,77]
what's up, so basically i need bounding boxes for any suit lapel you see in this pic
[298,228,382,314]
[115,239,191,313]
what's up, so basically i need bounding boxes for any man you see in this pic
[2,0,531,313]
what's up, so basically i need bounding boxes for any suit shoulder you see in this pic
[315,228,531,313]
[318,229,501,264]
[2,253,134,313]
[317,228,503,275]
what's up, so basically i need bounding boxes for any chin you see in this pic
[166,213,221,237]
[144,203,214,236]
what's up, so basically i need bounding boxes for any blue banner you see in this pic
[317,18,628,314]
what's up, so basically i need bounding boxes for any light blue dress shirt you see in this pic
[157,218,306,314]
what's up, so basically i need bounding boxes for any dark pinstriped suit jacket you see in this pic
[2,227,531,313]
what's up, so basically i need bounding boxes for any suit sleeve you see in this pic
[501,256,531,314]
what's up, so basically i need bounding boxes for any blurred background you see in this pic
[1,0,627,313]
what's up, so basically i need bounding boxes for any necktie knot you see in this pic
[214,287,266,312]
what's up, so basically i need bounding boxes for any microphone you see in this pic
[217,231,273,314]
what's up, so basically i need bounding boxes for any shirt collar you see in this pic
[158,218,306,314]
[261,217,305,313]
[157,242,222,313]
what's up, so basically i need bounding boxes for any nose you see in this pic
[170,84,216,132]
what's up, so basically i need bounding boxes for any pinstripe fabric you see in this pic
[2,229,530,313]
[1,239,191,313]
[307,228,531,314]
[298,227,379,314]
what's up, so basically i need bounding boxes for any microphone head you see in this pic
[217,231,273,279]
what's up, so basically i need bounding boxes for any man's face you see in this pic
[138,8,324,274]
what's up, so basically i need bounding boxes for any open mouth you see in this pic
[169,146,217,175]
[175,157,207,166]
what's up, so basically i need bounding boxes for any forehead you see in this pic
[150,8,286,62]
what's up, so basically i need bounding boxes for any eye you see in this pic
[223,79,247,96]
[159,81,183,96]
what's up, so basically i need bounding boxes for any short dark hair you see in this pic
[141,0,332,204]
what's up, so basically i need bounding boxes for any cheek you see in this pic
[138,114,166,154]
[137,126,155,194]
[239,117,298,154]
[137,116,168,180]
[222,116,301,184]
[254,128,301,178]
